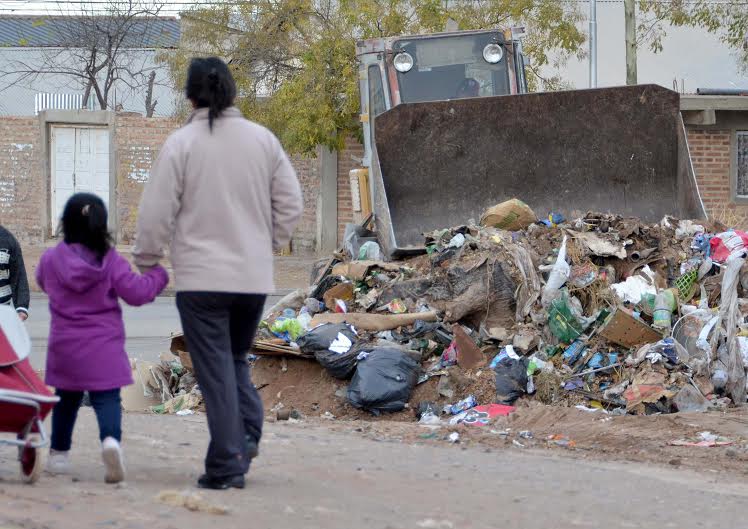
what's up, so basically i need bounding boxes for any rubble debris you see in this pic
[452,325,484,370]
[480,198,537,231]
[322,282,355,310]
[263,287,312,317]
[277,409,302,421]
[121,361,163,412]
[599,309,662,349]
[512,327,539,353]
[673,384,710,413]
[331,260,402,281]
[165,206,748,424]
[669,431,734,447]
[152,388,202,415]
[449,404,515,426]
[310,311,438,331]
[570,231,627,259]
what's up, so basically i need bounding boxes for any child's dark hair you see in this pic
[61,193,112,259]
[185,57,237,131]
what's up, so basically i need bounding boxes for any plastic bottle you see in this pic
[653,289,677,331]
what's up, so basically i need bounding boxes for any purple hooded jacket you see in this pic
[36,243,169,391]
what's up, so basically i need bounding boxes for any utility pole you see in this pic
[589,0,597,88]
[625,0,638,85]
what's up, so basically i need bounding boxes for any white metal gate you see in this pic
[50,126,110,233]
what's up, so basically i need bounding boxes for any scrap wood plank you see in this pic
[252,340,306,357]
[310,311,438,331]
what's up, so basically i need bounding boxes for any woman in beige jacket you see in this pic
[133,57,303,490]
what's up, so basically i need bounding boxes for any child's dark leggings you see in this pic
[51,388,122,451]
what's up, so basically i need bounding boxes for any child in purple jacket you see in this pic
[36,193,169,483]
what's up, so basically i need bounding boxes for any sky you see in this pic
[0,0,743,93]
[554,1,745,92]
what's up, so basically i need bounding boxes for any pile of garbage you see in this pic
[256,199,747,420]
[126,336,203,415]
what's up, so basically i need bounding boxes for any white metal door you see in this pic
[50,126,109,233]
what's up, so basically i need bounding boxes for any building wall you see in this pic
[0,113,354,255]
[291,154,320,253]
[337,139,364,244]
[114,113,179,244]
[686,128,732,216]
[0,116,44,243]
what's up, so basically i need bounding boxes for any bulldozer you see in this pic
[352,27,706,258]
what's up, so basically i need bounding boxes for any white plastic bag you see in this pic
[541,236,570,307]
[611,265,657,304]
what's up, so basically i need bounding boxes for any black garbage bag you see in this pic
[494,357,529,405]
[297,323,359,379]
[311,275,341,302]
[347,347,420,415]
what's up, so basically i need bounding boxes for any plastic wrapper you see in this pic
[710,230,748,263]
[270,317,304,342]
[548,294,583,343]
[448,395,477,415]
[358,241,382,261]
[541,236,570,307]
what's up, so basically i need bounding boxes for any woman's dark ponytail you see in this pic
[185,57,237,131]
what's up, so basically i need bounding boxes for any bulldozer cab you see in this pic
[354,28,705,258]
[357,28,528,168]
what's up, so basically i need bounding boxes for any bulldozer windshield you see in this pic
[393,33,510,103]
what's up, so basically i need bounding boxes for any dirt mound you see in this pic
[252,355,498,421]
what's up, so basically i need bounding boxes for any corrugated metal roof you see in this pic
[0,16,180,48]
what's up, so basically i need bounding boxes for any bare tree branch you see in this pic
[0,0,171,114]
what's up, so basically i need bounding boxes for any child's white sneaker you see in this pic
[47,449,71,474]
[101,437,125,484]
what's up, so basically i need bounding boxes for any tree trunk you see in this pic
[82,80,93,109]
[624,0,637,85]
[145,71,158,118]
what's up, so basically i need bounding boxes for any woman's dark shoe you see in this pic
[197,473,245,490]
[246,435,259,460]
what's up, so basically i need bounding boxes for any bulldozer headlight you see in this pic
[393,52,414,73]
[483,43,504,64]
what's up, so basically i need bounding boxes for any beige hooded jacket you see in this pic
[133,107,303,294]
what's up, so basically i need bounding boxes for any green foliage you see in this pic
[166,0,586,154]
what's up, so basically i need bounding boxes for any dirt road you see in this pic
[1,411,746,529]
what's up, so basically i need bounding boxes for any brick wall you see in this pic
[114,114,179,243]
[337,139,364,243]
[0,117,44,243]
[292,153,320,253]
[687,129,732,214]
[0,112,367,260]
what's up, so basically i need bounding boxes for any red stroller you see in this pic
[0,305,58,483]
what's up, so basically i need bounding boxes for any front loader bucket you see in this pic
[371,84,705,256]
